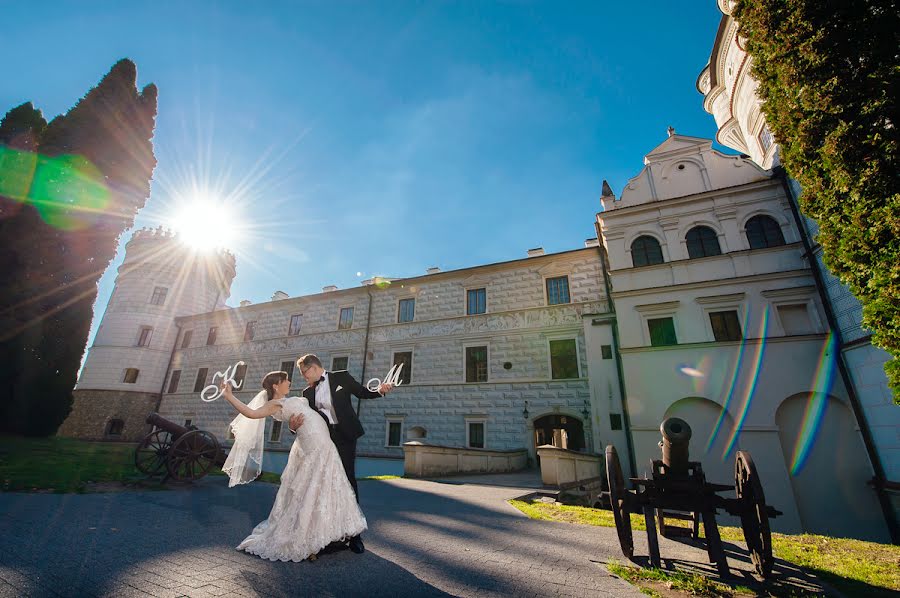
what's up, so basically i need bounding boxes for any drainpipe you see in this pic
[356,289,374,417]
[594,222,638,479]
[775,167,898,542]
[155,322,183,414]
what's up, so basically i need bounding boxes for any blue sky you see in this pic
[0,1,726,351]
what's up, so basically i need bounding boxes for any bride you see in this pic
[218,371,367,562]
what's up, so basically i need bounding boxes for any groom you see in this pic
[288,353,393,554]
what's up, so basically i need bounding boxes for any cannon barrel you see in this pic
[659,417,692,473]
[146,413,190,440]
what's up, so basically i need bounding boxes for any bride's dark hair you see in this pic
[261,371,288,401]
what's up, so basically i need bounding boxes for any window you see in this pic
[193,368,208,393]
[601,345,613,360]
[105,419,124,437]
[137,326,152,347]
[184,419,192,428]
[648,317,677,347]
[338,307,354,330]
[686,226,722,258]
[181,330,193,349]
[759,124,774,153]
[332,356,349,371]
[123,368,140,384]
[746,215,785,249]
[549,339,579,379]
[206,326,218,346]
[398,298,415,323]
[467,288,486,315]
[546,276,571,305]
[709,310,742,342]
[244,321,256,341]
[386,420,403,447]
[270,420,283,442]
[466,419,486,449]
[609,413,623,431]
[631,236,664,267]
[392,351,412,384]
[150,286,168,306]
[279,360,295,382]
[288,314,302,336]
[778,304,813,335]
[465,346,488,382]
[167,370,181,393]
[234,363,248,388]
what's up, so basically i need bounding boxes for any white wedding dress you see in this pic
[235,396,367,561]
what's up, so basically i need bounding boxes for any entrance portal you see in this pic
[533,414,585,452]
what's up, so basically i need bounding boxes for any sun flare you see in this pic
[169,196,242,252]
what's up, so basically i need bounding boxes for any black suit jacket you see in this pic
[302,370,380,443]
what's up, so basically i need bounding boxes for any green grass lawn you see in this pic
[509,499,900,598]
[0,436,402,493]
[0,435,145,493]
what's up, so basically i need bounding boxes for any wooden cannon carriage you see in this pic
[602,417,781,578]
[134,413,226,483]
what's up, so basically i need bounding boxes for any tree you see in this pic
[734,0,900,402]
[0,59,157,435]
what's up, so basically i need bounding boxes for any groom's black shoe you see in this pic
[348,535,365,554]
[321,541,347,554]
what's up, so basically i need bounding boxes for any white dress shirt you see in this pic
[315,371,338,424]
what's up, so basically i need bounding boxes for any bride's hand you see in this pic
[220,381,234,398]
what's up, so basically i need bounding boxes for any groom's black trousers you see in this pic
[329,425,359,503]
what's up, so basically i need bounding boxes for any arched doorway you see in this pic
[776,393,887,540]
[533,414,585,452]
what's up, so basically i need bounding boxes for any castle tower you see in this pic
[57,227,236,441]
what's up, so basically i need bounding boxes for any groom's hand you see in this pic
[377,382,394,395]
[289,413,305,434]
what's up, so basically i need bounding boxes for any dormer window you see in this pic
[746,215,786,249]
[686,226,722,259]
[631,236,664,267]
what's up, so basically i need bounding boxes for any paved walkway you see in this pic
[0,477,822,597]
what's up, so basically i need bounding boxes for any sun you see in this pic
[169,195,242,252]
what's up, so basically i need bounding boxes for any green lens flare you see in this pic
[1,147,110,230]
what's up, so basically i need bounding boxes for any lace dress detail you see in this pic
[236,396,367,561]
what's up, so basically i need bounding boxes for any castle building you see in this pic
[596,131,887,540]
[65,236,629,470]
[58,227,235,441]
[697,0,898,537]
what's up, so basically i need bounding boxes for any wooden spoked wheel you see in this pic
[605,445,634,558]
[134,429,173,476]
[166,430,221,482]
[735,450,773,578]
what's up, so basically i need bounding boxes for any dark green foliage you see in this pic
[0,59,157,435]
[734,0,900,402]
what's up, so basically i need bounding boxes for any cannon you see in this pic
[602,418,781,578]
[134,413,225,483]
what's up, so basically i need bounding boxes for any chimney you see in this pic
[271,291,289,301]
[322,285,338,293]
[426,267,441,275]
[239,300,252,307]
[527,247,545,257]
[584,238,600,248]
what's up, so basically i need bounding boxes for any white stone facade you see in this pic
[597,134,889,540]
[156,247,614,465]
[698,1,900,484]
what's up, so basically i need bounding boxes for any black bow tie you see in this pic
[312,375,325,389]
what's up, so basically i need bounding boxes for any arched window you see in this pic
[105,418,124,437]
[630,236,664,267]
[686,226,722,258]
[745,215,785,249]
